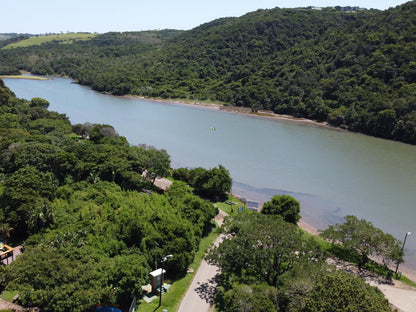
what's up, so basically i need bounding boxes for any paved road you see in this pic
[177,210,227,312]
[369,281,416,312]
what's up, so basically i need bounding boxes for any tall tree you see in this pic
[301,269,392,312]
[320,215,402,267]
[261,194,301,224]
[207,212,321,286]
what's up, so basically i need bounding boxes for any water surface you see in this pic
[4,76,416,269]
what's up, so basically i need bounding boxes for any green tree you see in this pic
[222,283,277,312]
[1,166,57,237]
[190,165,232,200]
[261,194,301,224]
[320,215,402,268]
[137,144,170,186]
[0,79,13,105]
[301,269,392,312]
[30,97,50,108]
[207,212,321,286]
[3,246,112,312]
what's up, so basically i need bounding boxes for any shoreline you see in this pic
[0,75,51,81]
[297,212,416,283]
[140,93,416,283]
[124,94,344,131]
[6,76,415,281]
[228,188,416,284]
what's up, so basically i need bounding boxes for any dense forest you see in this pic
[0,80,401,310]
[1,2,416,143]
[0,79,223,311]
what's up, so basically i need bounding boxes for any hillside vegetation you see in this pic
[1,3,416,143]
[0,78,397,311]
[0,79,223,311]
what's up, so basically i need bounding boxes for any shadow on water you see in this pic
[231,181,416,273]
[232,181,349,231]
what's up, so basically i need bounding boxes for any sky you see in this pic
[1,0,411,34]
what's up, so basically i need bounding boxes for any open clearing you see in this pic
[2,33,97,49]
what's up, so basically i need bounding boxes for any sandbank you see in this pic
[124,94,342,130]
[0,75,51,80]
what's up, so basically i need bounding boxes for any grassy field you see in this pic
[214,194,242,216]
[2,33,97,49]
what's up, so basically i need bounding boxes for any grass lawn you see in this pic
[214,194,242,216]
[0,290,19,302]
[2,33,97,49]
[136,229,219,312]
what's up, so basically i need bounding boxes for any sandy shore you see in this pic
[131,94,416,285]
[227,187,416,286]
[125,95,343,130]
[298,219,416,282]
[0,75,51,80]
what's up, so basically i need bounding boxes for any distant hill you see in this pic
[1,2,416,143]
[1,33,97,49]
[0,34,11,41]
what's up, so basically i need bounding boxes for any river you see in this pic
[4,76,416,270]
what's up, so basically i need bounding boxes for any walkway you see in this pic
[0,298,24,312]
[370,281,416,312]
[177,209,227,312]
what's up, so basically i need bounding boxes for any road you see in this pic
[369,281,416,312]
[177,209,227,312]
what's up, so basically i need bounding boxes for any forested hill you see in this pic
[2,2,416,143]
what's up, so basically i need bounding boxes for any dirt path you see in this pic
[0,298,24,311]
[176,210,227,312]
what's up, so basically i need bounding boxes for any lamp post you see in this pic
[395,232,411,275]
[159,254,173,307]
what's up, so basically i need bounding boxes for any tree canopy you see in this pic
[261,194,301,224]
[172,165,232,200]
[2,4,416,143]
[0,82,220,311]
[206,211,392,312]
[206,212,322,287]
[320,215,402,268]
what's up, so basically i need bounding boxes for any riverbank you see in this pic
[124,94,344,131]
[0,74,51,80]
[227,185,416,284]
[226,190,416,312]
[140,94,416,283]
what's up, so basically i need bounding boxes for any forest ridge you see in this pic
[1,2,416,143]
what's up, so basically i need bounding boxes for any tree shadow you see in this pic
[194,274,219,304]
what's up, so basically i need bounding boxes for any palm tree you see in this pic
[27,199,55,234]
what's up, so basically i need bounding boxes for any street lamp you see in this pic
[395,232,411,275]
[159,254,173,307]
